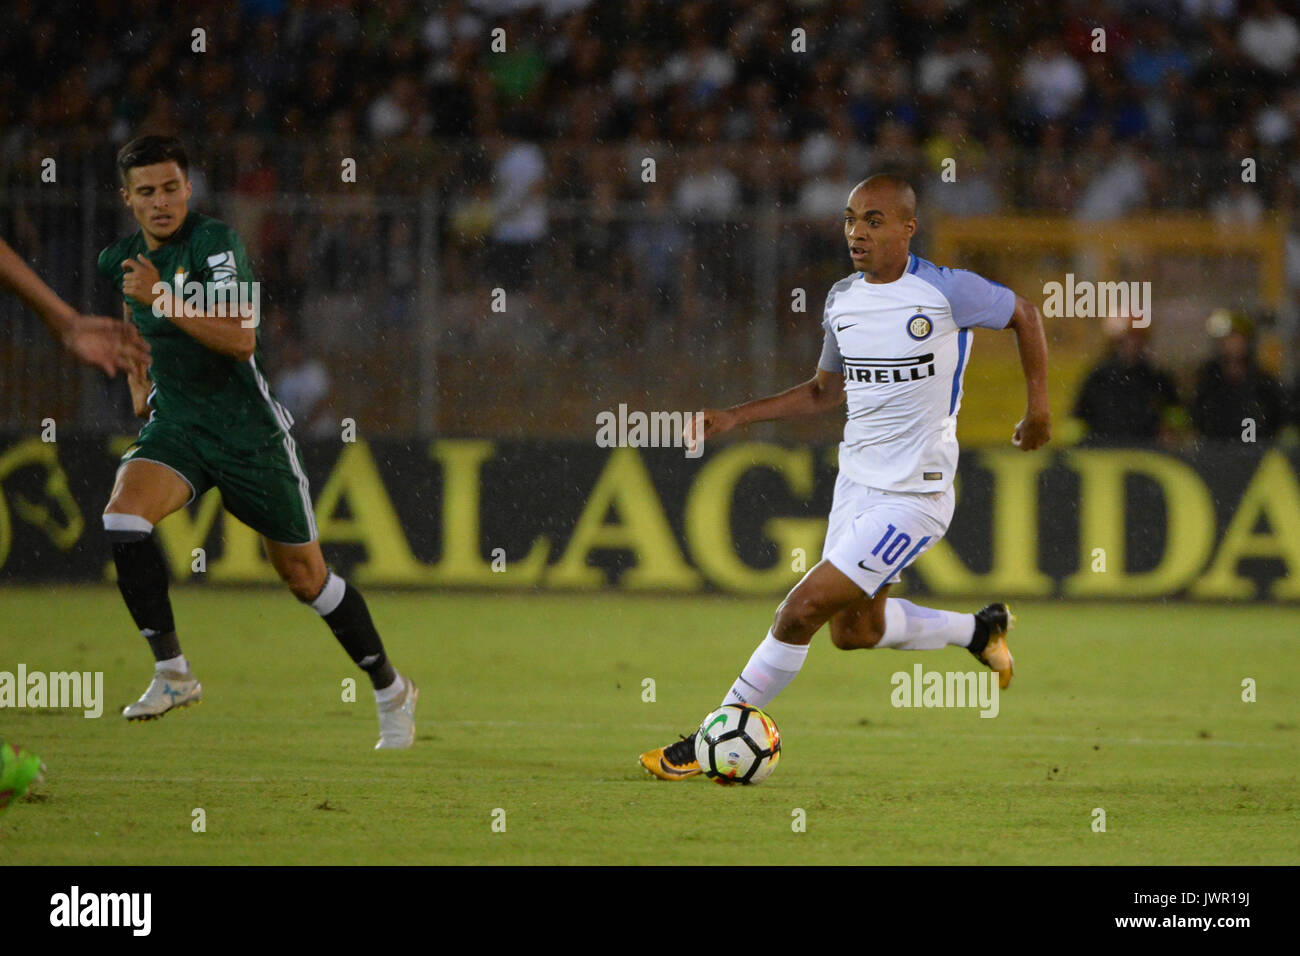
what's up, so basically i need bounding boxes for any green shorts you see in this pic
[119,417,318,545]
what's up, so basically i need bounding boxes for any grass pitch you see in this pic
[2,586,1297,865]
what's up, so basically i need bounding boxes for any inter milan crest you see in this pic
[906,311,933,340]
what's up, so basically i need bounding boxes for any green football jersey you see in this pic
[97,212,286,441]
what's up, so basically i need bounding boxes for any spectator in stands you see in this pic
[1018,36,1086,123]
[421,0,483,59]
[626,185,686,319]
[1210,179,1266,227]
[673,138,740,318]
[662,27,735,110]
[1027,122,1079,212]
[367,74,429,139]
[922,112,1001,217]
[485,9,548,106]
[1191,310,1289,443]
[1237,0,1300,77]
[269,318,334,439]
[383,218,418,327]
[918,28,991,98]
[1074,317,1182,446]
[797,149,859,220]
[1258,87,1300,147]
[1125,20,1193,92]
[487,112,548,289]
[673,146,741,217]
[1075,131,1152,220]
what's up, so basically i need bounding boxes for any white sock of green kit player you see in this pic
[874,599,974,650]
[373,677,405,704]
[721,630,809,709]
[154,653,190,674]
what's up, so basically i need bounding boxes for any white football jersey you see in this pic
[818,253,1015,493]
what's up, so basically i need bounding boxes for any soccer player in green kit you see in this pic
[99,135,417,749]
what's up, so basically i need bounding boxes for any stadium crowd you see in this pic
[1073,310,1293,446]
[6,0,1299,209]
[2,0,1299,439]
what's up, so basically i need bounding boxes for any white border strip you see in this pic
[248,355,318,542]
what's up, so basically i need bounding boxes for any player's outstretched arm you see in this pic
[0,238,150,376]
[1,238,79,338]
[1007,293,1051,451]
[697,368,846,441]
[121,254,255,361]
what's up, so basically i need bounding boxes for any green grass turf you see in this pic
[1,586,1297,865]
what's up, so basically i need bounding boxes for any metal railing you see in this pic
[1,174,1293,438]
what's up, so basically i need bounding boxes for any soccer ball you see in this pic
[694,704,781,785]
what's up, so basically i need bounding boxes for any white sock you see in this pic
[155,654,189,674]
[722,631,809,709]
[875,599,974,650]
[309,571,347,616]
[374,673,405,703]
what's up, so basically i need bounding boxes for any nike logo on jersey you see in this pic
[857,560,880,573]
[836,323,856,331]
[842,354,937,384]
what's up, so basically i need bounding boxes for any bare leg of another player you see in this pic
[263,538,417,750]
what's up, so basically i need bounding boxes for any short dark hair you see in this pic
[117,135,189,185]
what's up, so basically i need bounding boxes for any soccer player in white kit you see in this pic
[640,174,1051,780]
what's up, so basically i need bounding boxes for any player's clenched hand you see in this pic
[62,315,151,378]
[688,407,739,444]
[1012,412,1051,451]
[121,254,162,312]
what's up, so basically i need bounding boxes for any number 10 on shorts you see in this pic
[870,524,930,568]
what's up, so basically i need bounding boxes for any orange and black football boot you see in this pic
[639,732,701,780]
[969,602,1016,689]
